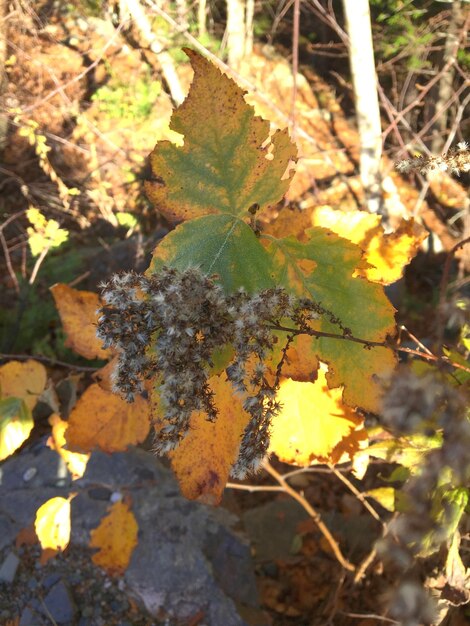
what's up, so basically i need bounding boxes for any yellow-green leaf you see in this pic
[145,48,297,222]
[267,228,397,412]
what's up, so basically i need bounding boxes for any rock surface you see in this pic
[0,444,261,625]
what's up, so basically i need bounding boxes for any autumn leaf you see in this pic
[152,374,251,504]
[51,283,112,360]
[145,48,297,222]
[148,214,276,294]
[89,501,138,575]
[0,398,34,461]
[65,383,150,453]
[0,359,47,411]
[269,367,367,466]
[35,496,73,553]
[0,360,47,460]
[48,413,89,479]
[310,207,427,285]
[267,227,397,412]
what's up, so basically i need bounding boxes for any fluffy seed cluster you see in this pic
[97,267,300,476]
[379,367,469,623]
[396,141,470,176]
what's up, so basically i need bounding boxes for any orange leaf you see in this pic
[50,283,112,360]
[0,359,47,411]
[34,496,72,552]
[153,374,251,505]
[89,501,138,575]
[310,207,427,285]
[269,367,367,466]
[66,383,150,453]
[48,413,89,479]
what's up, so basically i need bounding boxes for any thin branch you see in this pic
[0,353,98,372]
[262,459,356,572]
[328,464,385,527]
[225,482,284,493]
[436,235,470,354]
[0,228,20,294]
[266,322,470,375]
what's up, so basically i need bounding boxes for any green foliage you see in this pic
[92,71,161,121]
[370,0,434,70]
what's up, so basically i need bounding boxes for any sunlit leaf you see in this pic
[65,384,150,453]
[89,501,138,575]
[365,487,397,512]
[152,374,251,504]
[269,367,366,466]
[310,207,427,285]
[35,496,72,552]
[47,413,89,479]
[148,214,276,294]
[50,284,112,360]
[266,228,397,412]
[0,397,34,460]
[145,48,296,222]
[26,207,69,257]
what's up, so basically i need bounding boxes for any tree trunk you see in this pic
[342,0,383,215]
[430,0,462,154]
[119,0,185,106]
[198,0,207,37]
[0,0,8,154]
[245,0,254,56]
[226,0,246,69]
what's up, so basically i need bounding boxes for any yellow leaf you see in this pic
[89,501,138,575]
[0,359,47,411]
[310,207,427,285]
[365,487,396,512]
[270,367,366,466]
[153,374,251,505]
[47,413,89,479]
[0,398,34,460]
[35,496,72,551]
[50,284,112,360]
[66,383,150,453]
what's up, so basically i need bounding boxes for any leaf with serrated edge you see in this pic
[148,214,276,294]
[266,228,397,412]
[152,374,250,504]
[310,207,428,285]
[270,368,365,466]
[89,501,138,575]
[145,48,296,222]
[65,383,150,453]
[51,284,112,360]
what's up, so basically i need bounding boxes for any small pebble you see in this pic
[110,491,123,503]
[0,551,20,583]
[22,468,37,482]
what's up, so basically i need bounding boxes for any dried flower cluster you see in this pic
[379,367,470,624]
[97,266,311,476]
[396,141,470,176]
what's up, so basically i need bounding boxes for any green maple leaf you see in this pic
[265,227,398,412]
[145,48,297,222]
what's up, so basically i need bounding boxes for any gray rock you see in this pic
[19,606,46,626]
[0,551,20,583]
[41,580,77,624]
[0,446,259,626]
